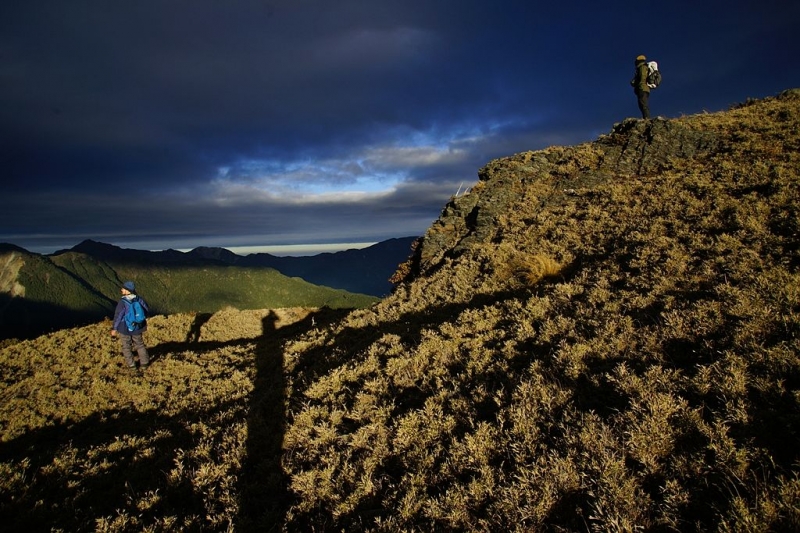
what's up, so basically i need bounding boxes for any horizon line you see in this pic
[173,242,379,257]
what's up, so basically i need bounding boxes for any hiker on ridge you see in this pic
[631,54,650,119]
[111,280,151,373]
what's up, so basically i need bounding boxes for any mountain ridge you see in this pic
[275,89,800,530]
[0,242,384,340]
[188,236,418,296]
[2,90,799,531]
[52,236,418,296]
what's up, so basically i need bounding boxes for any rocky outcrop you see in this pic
[404,116,723,280]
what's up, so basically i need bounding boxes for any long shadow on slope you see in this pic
[286,290,525,403]
[0,308,350,532]
[235,307,351,531]
[277,273,800,531]
[278,289,539,529]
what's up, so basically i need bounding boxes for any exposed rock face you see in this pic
[597,117,722,175]
[406,117,723,280]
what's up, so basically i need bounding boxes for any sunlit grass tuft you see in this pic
[508,253,563,286]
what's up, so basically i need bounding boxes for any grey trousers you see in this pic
[120,333,150,368]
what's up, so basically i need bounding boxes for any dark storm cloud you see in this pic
[1,1,798,253]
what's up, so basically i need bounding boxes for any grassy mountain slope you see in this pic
[0,249,114,339]
[277,90,800,531]
[228,237,419,296]
[1,90,799,531]
[0,308,337,530]
[48,250,128,300]
[64,236,419,297]
[0,250,378,340]
[52,251,379,314]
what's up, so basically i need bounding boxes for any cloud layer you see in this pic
[1,1,798,253]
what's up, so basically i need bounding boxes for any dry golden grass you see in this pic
[2,90,800,532]
[506,253,563,286]
[276,91,800,532]
[0,306,343,531]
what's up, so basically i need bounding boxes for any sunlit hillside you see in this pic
[2,90,799,532]
[0,247,379,341]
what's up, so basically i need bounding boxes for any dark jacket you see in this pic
[112,295,149,335]
[631,59,650,94]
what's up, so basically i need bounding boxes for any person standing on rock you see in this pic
[631,54,650,119]
[110,280,151,374]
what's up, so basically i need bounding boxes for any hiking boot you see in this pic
[127,366,139,376]
[140,363,149,373]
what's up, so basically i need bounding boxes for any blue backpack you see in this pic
[123,297,147,331]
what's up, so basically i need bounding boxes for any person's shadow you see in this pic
[236,308,349,530]
[185,312,213,343]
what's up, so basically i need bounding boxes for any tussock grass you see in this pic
[276,91,800,532]
[2,90,800,531]
[0,307,342,531]
[506,253,563,286]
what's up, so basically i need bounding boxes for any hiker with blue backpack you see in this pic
[631,54,661,119]
[111,280,151,373]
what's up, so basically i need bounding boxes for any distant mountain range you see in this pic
[61,236,417,297]
[0,237,416,340]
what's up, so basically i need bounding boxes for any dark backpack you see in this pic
[123,297,147,331]
[647,61,662,89]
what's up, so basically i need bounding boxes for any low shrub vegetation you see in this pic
[2,90,799,531]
